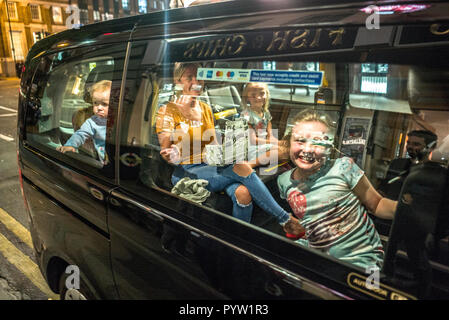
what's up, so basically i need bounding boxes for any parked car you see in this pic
[17,0,449,300]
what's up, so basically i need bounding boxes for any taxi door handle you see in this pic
[110,190,164,223]
[267,264,348,300]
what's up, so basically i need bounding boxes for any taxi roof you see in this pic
[26,0,449,64]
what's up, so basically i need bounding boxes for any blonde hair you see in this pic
[241,82,270,112]
[173,62,201,82]
[282,108,336,149]
[91,80,111,95]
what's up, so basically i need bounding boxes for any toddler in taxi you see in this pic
[57,80,111,163]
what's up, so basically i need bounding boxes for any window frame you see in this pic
[138,0,148,13]
[6,1,18,20]
[117,39,370,277]
[52,6,63,24]
[23,44,128,184]
[29,4,42,22]
[360,63,389,95]
[122,0,130,11]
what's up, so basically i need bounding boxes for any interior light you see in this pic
[360,4,431,14]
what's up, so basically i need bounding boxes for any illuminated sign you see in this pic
[165,27,357,62]
[360,4,431,14]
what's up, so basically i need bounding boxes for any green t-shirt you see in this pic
[277,157,384,269]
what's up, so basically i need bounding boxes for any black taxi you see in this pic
[17,0,449,300]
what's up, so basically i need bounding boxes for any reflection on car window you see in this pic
[25,51,116,169]
[119,51,449,274]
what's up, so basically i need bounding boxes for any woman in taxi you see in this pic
[277,109,398,269]
[155,62,304,236]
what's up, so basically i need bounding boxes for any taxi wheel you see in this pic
[58,271,93,300]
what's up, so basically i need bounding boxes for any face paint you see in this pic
[290,121,334,174]
[291,131,333,167]
[292,132,335,148]
[191,84,203,92]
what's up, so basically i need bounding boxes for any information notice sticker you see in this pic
[197,68,323,86]
[250,70,323,86]
[197,68,251,83]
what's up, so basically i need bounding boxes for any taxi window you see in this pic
[24,44,126,175]
[118,40,449,283]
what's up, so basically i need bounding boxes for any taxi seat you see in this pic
[382,161,449,298]
[204,85,242,111]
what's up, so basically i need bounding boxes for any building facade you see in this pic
[0,0,169,76]
[1,0,70,76]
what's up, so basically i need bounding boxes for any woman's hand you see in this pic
[160,144,181,164]
[283,215,306,237]
[57,146,76,154]
[172,94,195,109]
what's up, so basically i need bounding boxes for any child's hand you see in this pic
[57,146,76,154]
[283,215,306,238]
[269,137,279,145]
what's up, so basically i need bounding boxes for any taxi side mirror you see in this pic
[26,98,41,125]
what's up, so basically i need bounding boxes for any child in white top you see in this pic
[240,83,278,161]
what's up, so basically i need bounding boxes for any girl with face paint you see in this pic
[277,109,398,270]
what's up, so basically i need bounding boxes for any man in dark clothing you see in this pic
[379,130,438,200]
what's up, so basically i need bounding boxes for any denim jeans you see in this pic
[171,163,290,224]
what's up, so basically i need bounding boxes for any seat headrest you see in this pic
[205,85,241,107]
[408,67,449,110]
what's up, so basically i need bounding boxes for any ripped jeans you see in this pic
[171,163,290,224]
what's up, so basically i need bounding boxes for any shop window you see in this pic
[122,0,130,10]
[360,63,389,94]
[93,10,101,21]
[33,31,51,44]
[139,0,148,13]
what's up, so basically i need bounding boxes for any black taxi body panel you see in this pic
[18,144,118,298]
[108,187,360,299]
[22,176,118,299]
